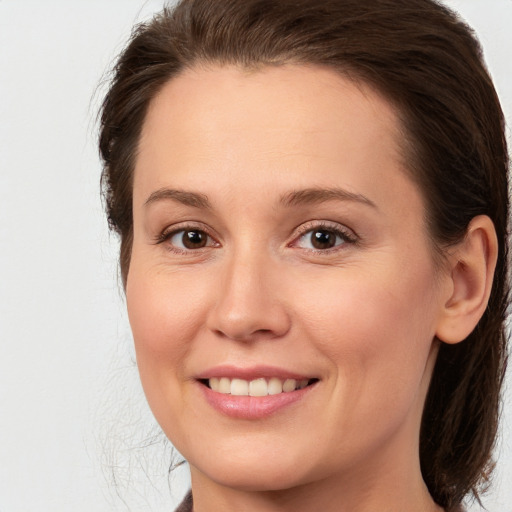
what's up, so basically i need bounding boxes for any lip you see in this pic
[195,365,319,419]
[195,364,314,381]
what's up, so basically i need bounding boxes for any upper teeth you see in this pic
[208,377,309,396]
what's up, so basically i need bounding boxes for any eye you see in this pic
[170,229,210,250]
[293,224,356,251]
[161,228,217,251]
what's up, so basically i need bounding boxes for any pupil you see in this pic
[183,230,206,249]
[312,230,336,249]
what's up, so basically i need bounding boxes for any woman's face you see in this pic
[127,65,450,494]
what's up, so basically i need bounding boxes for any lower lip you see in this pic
[199,381,316,419]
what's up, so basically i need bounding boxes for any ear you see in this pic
[435,215,498,344]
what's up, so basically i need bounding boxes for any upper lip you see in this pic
[195,365,317,381]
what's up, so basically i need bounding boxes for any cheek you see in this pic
[125,265,207,421]
[127,265,205,355]
[294,261,439,408]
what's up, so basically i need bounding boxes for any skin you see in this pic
[126,65,495,512]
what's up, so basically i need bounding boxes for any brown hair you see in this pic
[99,0,510,508]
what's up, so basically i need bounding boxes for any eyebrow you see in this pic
[280,187,377,209]
[144,188,211,209]
[143,186,377,210]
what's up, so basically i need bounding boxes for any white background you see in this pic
[0,1,510,511]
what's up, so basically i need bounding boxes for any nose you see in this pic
[206,250,291,342]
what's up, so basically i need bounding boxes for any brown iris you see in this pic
[310,229,337,250]
[182,230,208,249]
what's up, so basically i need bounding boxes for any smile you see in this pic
[205,377,315,396]
[196,368,319,419]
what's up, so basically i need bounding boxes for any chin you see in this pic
[203,468,307,493]
[188,448,318,492]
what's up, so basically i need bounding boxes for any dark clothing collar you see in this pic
[175,491,193,512]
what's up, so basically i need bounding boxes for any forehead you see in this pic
[135,64,416,214]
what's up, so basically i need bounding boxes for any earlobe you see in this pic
[435,215,498,345]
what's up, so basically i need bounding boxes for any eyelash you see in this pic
[154,221,358,255]
[290,221,358,253]
[154,223,218,254]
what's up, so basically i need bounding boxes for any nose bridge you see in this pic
[207,243,290,341]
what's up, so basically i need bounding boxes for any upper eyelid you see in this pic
[162,221,214,236]
[291,220,357,239]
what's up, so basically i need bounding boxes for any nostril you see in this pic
[213,327,281,342]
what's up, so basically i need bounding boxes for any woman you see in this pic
[98,0,509,510]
